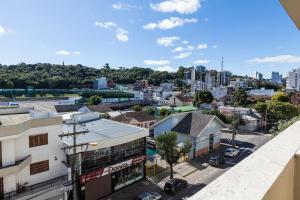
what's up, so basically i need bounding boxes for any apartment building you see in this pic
[287,69,300,91]
[0,109,68,199]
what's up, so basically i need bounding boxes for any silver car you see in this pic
[224,148,239,157]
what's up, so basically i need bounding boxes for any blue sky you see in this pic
[0,0,299,78]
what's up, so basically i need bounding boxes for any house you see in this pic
[0,109,68,199]
[112,111,157,129]
[150,111,226,159]
[62,112,148,200]
[218,106,263,132]
[167,94,193,107]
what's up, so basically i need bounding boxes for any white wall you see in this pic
[2,124,67,193]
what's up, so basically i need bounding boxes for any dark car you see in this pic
[164,178,188,194]
[136,192,162,200]
[209,155,225,167]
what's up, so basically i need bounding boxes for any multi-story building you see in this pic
[0,109,68,199]
[219,71,231,86]
[192,81,207,92]
[184,67,196,85]
[254,71,263,81]
[205,70,219,89]
[287,68,300,91]
[271,72,283,84]
[62,112,148,200]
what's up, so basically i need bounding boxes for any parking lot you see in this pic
[102,132,271,200]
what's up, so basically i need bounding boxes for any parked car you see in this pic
[209,155,225,167]
[164,178,188,194]
[136,192,162,200]
[224,148,239,157]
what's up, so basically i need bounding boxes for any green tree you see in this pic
[193,91,213,107]
[159,108,171,117]
[132,105,142,112]
[86,95,102,106]
[271,92,289,102]
[145,107,155,116]
[156,132,192,179]
[203,109,229,124]
[232,88,248,106]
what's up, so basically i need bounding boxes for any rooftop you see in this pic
[0,113,31,126]
[62,118,148,149]
[112,111,156,123]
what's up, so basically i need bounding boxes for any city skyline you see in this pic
[0,0,300,78]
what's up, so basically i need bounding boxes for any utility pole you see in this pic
[59,118,89,200]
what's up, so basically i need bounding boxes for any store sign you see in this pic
[80,155,145,184]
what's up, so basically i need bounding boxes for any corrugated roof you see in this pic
[62,119,148,146]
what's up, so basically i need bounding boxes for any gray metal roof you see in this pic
[62,119,148,146]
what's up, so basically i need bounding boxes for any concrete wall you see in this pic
[0,107,33,115]
[262,158,295,200]
[294,155,300,200]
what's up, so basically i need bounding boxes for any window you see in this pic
[30,160,49,175]
[29,133,48,148]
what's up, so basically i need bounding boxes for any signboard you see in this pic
[80,155,145,184]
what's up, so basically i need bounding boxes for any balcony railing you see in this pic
[3,175,68,200]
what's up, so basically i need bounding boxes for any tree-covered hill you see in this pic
[0,63,179,89]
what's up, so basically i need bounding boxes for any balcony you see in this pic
[188,121,300,200]
[0,156,31,177]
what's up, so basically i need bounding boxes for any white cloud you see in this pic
[247,55,300,64]
[144,59,170,65]
[155,65,176,72]
[94,21,117,29]
[182,40,189,44]
[172,52,192,59]
[112,2,137,10]
[150,0,201,14]
[171,45,194,52]
[0,26,5,36]
[157,36,180,47]
[0,26,12,36]
[143,17,197,30]
[212,45,218,49]
[55,50,80,56]
[171,46,184,52]
[186,45,194,51]
[197,43,208,50]
[194,59,210,64]
[116,28,129,42]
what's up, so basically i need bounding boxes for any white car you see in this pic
[136,192,162,200]
[224,148,239,157]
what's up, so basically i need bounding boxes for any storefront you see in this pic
[80,155,146,200]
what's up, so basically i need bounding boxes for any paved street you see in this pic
[101,132,271,200]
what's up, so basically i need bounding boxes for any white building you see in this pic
[150,111,226,159]
[0,109,68,199]
[229,79,245,88]
[248,88,274,97]
[287,68,300,91]
[93,77,108,90]
[192,81,207,93]
[160,83,175,91]
[210,86,227,101]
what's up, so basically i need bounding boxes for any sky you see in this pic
[0,0,300,78]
